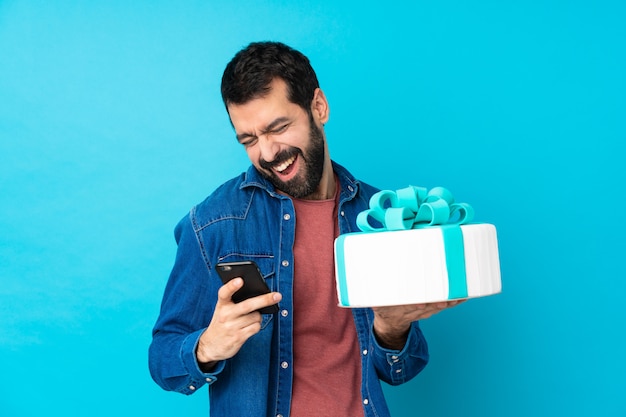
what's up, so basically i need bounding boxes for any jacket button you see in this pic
[283,213,291,220]
[281,361,289,369]
[281,260,289,267]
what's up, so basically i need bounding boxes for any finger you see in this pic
[423,301,448,310]
[217,277,244,303]
[200,311,263,362]
[238,292,282,314]
[233,310,262,329]
[233,317,264,343]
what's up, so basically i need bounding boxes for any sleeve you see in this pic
[370,320,429,386]
[148,214,225,394]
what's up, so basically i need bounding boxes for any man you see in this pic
[149,41,461,417]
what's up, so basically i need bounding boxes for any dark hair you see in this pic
[221,41,320,113]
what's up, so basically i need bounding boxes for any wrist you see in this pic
[196,349,218,373]
[373,321,410,350]
[196,340,218,372]
[197,359,218,373]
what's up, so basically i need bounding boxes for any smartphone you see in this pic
[215,261,279,314]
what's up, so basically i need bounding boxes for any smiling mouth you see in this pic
[273,155,296,175]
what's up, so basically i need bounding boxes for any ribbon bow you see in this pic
[356,186,474,232]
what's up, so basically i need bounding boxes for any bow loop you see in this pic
[356,186,474,232]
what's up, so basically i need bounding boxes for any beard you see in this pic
[258,116,325,199]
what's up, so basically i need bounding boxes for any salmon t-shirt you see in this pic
[289,183,363,417]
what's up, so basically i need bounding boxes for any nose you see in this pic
[257,135,281,163]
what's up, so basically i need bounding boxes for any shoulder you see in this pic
[172,171,252,233]
[197,172,247,208]
[356,178,380,200]
[184,166,280,232]
[332,160,380,200]
[190,173,254,229]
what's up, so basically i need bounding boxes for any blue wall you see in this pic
[1,1,624,416]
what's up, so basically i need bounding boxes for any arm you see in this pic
[368,301,464,385]
[148,216,221,394]
[148,215,281,394]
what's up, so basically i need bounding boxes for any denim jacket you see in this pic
[149,161,429,417]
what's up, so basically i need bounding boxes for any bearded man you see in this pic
[149,41,460,417]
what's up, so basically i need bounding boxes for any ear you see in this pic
[311,88,330,125]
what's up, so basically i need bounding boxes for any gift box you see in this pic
[334,186,501,307]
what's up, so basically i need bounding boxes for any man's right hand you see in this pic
[195,277,282,371]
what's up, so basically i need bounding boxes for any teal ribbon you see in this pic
[355,186,474,300]
[356,186,474,232]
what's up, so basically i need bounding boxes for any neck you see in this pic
[305,159,335,200]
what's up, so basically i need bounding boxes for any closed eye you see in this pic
[237,134,258,148]
[270,123,289,135]
[236,117,291,147]
[263,118,291,136]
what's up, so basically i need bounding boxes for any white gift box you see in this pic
[334,224,501,307]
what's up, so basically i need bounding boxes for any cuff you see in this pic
[178,328,226,394]
[371,323,423,384]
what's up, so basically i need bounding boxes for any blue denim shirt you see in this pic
[149,161,429,417]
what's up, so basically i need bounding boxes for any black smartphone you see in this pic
[215,261,279,314]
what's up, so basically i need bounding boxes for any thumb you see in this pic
[217,277,243,303]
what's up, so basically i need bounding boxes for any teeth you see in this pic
[275,155,296,173]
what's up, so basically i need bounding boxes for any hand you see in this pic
[196,278,282,369]
[372,299,465,349]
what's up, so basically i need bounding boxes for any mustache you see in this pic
[259,148,301,170]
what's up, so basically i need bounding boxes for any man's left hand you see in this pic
[372,300,465,350]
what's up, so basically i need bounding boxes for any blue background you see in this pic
[1,1,624,416]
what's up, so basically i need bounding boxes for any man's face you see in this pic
[228,79,328,199]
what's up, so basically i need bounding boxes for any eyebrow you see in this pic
[236,117,291,143]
